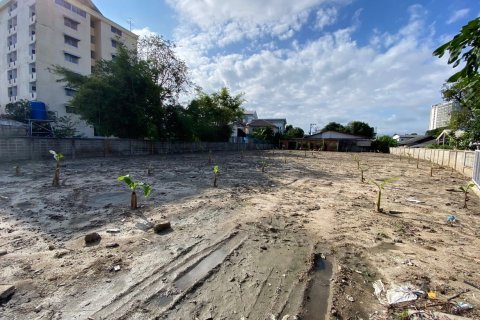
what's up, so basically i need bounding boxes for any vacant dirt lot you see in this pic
[0,150,479,320]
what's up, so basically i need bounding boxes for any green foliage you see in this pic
[459,181,475,208]
[425,127,448,137]
[283,125,304,139]
[320,121,375,138]
[49,150,64,162]
[54,115,80,138]
[345,121,375,138]
[117,175,152,197]
[187,87,244,142]
[433,17,480,83]
[260,160,268,172]
[321,122,346,133]
[372,135,398,153]
[251,127,275,143]
[213,165,220,187]
[213,165,220,175]
[3,99,30,122]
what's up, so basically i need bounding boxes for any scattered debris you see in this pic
[153,221,171,234]
[386,283,424,305]
[0,250,7,256]
[106,242,119,248]
[447,215,457,224]
[113,265,121,272]
[406,197,425,204]
[0,284,15,301]
[53,250,69,259]
[85,232,102,245]
[106,228,121,234]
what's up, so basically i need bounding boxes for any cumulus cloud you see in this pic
[314,7,338,30]
[132,27,158,38]
[168,2,455,135]
[447,8,470,24]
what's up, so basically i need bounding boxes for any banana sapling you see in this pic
[117,175,152,209]
[49,150,64,187]
[370,177,397,213]
[459,181,475,209]
[213,165,220,187]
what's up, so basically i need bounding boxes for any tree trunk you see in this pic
[131,191,137,209]
[213,175,217,188]
[376,190,381,212]
[52,162,60,187]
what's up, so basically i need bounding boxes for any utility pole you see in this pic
[309,123,316,135]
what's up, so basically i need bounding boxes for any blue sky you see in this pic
[94,0,480,135]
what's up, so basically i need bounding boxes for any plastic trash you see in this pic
[386,283,424,305]
[406,197,425,204]
[447,215,457,223]
[452,301,474,314]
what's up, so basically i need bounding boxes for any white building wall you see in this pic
[0,0,137,137]
[429,101,459,131]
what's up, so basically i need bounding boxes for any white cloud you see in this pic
[314,7,338,30]
[132,27,158,38]
[170,2,455,135]
[447,8,470,24]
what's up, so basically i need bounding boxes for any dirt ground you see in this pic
[0,150,479,320]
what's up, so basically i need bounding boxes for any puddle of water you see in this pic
[90,192,127,208]
[302,256,333,320]
[174,247,230,291]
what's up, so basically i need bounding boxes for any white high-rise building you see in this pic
[429,101,460,131]
[0,0,137,137]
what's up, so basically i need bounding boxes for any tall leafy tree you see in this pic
[434,17,480,148]
[187,87,244,142]
[283,125,304,138]
[321,122,346,133]
[345,121,375,138]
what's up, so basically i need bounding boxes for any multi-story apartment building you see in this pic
[0,0,137,137]
[429,101,460,131]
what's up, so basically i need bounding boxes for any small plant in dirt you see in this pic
[117,175,152,209]
[370,177,397,213]
[213,165,220,187]
[459,181,475,209]
[406,152,413,163]
[416,154,420,169]
[147,164,154,176]
[260,159,268,172]
[352,154,361,169]
[49,150,64,187]
[14,165,20,176]
[359,164,368,183]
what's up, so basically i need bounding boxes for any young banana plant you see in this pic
[49,150,64,187]
[260,159,268,173]
[459,181,475,209]
[213,165,220,187]
[359,164,368,183]
[370,177,397,212]
[352,154,361,169]
[117,175,152,209]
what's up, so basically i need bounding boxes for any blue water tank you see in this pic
[29,101,48,120]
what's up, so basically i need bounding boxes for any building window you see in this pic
[111,54,116,60]
[8,34,17,46]
[9,1,18,12]
[64,34,80,47]
[90,35,95,44]
[64,52,80,64]
[55,0,86,18]
[111,39,117,48]
[65,105,78,114]
[65,88,77,97]
[90,20,95,28]
[111,26,122,36]
[64,17,79,30]
[91,50,95,59]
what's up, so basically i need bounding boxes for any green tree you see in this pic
[53,115,80,138]
[2,99,30,122]
[251,127,275,142]
[433,17,480,84]
[372,135,398,153]
[187,87,244,142]
[321,122,346,133]
[283,125,304,139]
[346,121,375,138]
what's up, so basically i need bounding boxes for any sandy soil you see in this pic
[0,150,479,320]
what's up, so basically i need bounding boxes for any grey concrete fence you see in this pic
[0,137,273,162]
[390,147,475,177]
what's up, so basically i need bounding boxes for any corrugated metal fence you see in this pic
[0,137,272,162]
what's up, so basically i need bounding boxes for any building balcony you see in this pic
[30,92,37,100]
[8,26,17,35]
[8,44,16,52]
[29,54,36,62]
[8,78,17,86]
[30,73,37,82]
[8,8,17,17]
[9,96,17,102]
[8,61,16,69]
[30,15,36,24]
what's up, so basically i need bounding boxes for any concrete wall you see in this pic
[390,147,475,177]
[0,137,272,162]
